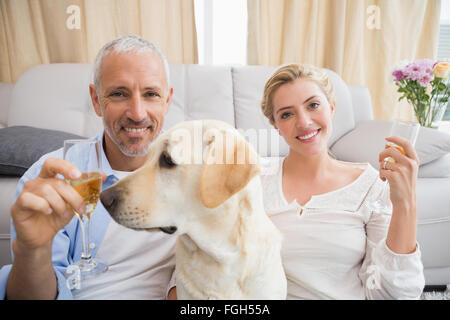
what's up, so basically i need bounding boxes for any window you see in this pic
[438,0,450,120]
[195,1,448,65]
[438,0,450,61]
[194,0,247,65]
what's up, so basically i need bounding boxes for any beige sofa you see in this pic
[0,63,449,287]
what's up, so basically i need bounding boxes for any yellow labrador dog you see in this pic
[100,120,287,299]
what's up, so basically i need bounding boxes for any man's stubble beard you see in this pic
[102,115,158,157]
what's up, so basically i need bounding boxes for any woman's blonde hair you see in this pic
[261,64,335,122]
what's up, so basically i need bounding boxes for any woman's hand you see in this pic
[378,136,419,208]
[378,136,419,254]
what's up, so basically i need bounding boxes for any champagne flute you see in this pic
[367,119,420,215]
[63,139,108,281]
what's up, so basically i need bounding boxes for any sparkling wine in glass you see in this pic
[63,139,108,282]
[69,172,102,219]
[367,119,420,215]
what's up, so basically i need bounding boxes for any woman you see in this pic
[260,64,425,299]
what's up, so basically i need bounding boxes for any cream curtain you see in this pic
[247,0,441,120]
[0,0,198,83]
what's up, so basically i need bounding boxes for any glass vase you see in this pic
[412,99,448,129]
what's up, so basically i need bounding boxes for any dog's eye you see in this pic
[159,152,176,169]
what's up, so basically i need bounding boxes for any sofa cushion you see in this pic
[0,83,14,127]
[418,154,450,178]
[347,86,374,124]
[7,64,103,138]
[0,126,85,176]
[232,66,285,157]
[330,120,450,174]
[164,64,235,131]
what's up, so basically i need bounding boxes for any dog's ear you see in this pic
[200,132,260,208]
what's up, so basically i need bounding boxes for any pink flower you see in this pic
[392,58,448,127]
[418,73,432,87]
[392,70,403,81]
[403,59,434,86]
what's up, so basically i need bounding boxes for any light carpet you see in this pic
[420,286,450,300]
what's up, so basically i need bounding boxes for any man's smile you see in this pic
[122,126,153,138]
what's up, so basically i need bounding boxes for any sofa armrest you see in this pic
[0,83,14,128]
[0,177,18,267]
[348,86,373,124]
[416,177,450,269]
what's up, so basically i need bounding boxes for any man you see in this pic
[0,35,177,299]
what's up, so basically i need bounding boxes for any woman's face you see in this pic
[271,78,335,158]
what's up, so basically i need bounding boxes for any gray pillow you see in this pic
[0,126,85,176]
[331,120,450,169]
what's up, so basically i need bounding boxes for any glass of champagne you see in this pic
[63,139,108,280]
[367,119,420,215]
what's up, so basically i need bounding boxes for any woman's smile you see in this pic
[295,128,321,143]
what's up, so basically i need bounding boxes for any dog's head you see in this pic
[100,120,260,235]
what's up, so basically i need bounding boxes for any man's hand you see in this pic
[11,158,86,251]
[7,158,110,299]
[7,158,89,299]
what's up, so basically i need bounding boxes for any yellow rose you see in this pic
[433,62,450,79]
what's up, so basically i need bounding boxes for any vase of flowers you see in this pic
[392,59,450,128]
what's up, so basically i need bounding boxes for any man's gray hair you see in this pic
[93,35,170,92]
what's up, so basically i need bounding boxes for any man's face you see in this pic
[91,51,172,157]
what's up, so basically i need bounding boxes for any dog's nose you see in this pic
[100,187,119,215]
